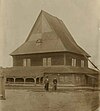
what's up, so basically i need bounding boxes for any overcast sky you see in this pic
[0,0,100,68]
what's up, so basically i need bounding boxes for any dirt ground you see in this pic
[0,89,99,111]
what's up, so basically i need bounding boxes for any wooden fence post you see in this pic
[0,68,5,100]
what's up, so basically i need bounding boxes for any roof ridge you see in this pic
[41,10,59,20]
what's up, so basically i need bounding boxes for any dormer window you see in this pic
[36,39,42,46]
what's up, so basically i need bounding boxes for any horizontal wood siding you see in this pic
[65,53,88,67]
[31,57,43,66]
[13,56,23,66]
[51,54,64,65]
[12,53,64,66]
[12,52,88,67]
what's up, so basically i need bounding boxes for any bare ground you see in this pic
[0,89,99,111]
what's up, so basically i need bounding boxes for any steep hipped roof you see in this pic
[11,10,90,57]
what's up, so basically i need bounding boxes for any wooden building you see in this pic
[4,10,99,87]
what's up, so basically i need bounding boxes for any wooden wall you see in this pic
[44,73,98,87]
[12,52,88,67]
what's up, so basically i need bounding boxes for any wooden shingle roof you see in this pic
[11,10,90,57]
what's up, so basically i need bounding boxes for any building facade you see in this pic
[4,10,99,88]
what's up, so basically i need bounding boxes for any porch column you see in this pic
[39,77,41,84]
[34,78,36,85]
[0,74,5,100]
[72,74,75,85]
[14,77,15,84]
[24,78,26,84]
[64,53,66,65]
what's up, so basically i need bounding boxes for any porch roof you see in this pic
[43,66,98,74]
[3,66,45,78]
[3,66,98,78]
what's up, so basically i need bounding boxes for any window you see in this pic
[76,76,81,84]
[23,59,27,66]
[59,76,64,82]
[48,58,51,66]
[72,58,76,67]
[43,57,51,66]
[65,76,68,82]
[27,59,31,66]
[81,60,84,67]
[65,75,72,84]
[43,58,47,66]
[23,58,31,66]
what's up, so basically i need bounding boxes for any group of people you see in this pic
[44,76,57,91]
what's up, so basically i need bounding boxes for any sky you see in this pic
[0,0,100,68]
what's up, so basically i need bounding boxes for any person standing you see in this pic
[53,78,57,91]
[44,76,49,91]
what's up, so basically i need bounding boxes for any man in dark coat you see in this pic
[44,76,49,91]
[53,78,57,91]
